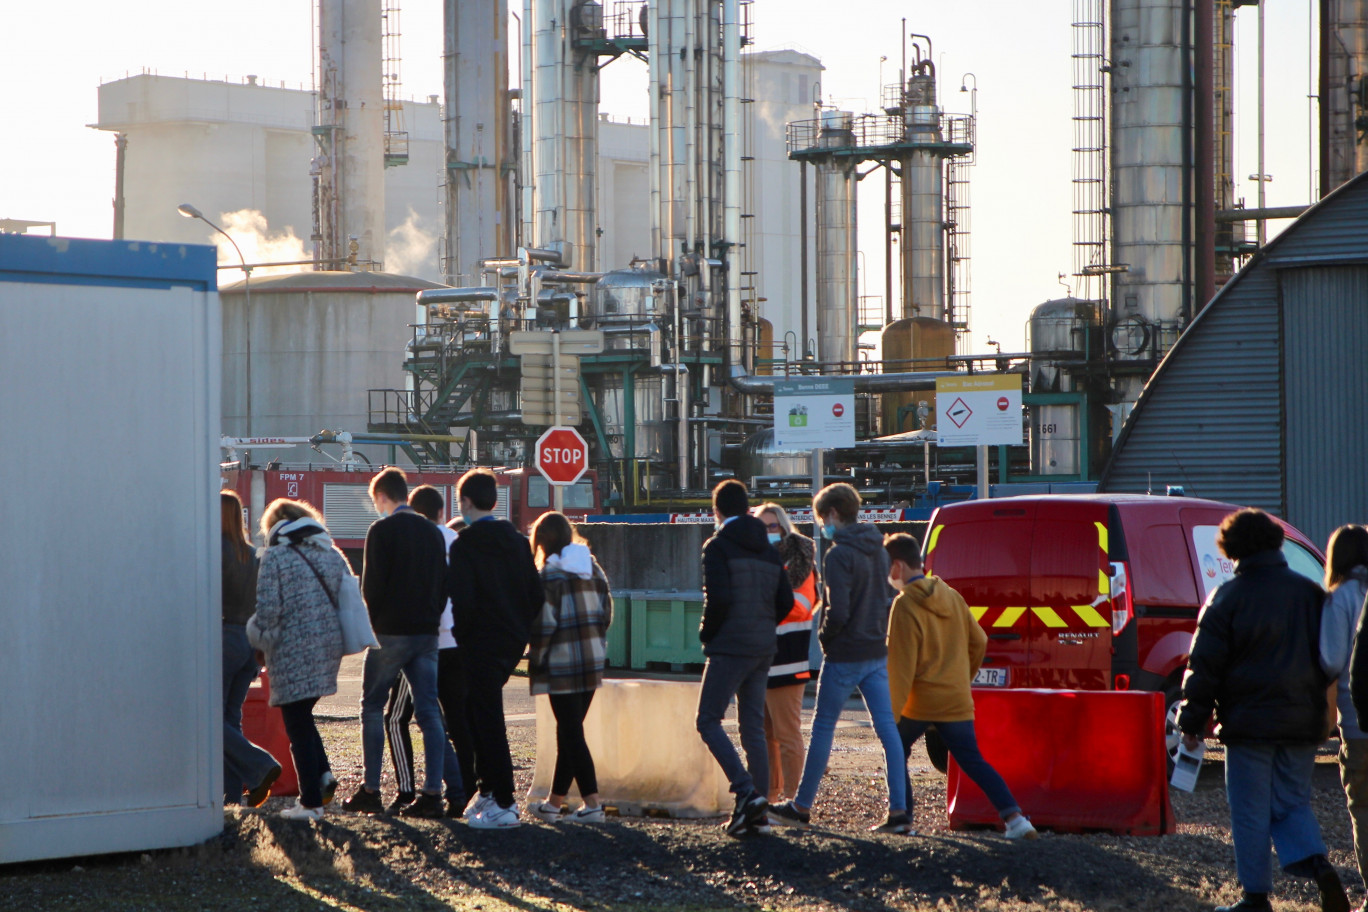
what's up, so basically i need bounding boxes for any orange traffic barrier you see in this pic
[946,689,1174,836]
[241,670,299,798]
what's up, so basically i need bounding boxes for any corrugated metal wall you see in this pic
[1101,268,1284,508]
[1282,265,1368,546]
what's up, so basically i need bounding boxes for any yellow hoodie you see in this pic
[886,575,987,722]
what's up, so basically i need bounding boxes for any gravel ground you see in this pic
[2,697,1361,912]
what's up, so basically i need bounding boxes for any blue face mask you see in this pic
[767,532,783,545]
[819,522,835,541]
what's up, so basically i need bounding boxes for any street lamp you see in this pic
[179,203,253,436]
[959,72,978,139]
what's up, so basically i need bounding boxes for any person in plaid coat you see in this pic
[526,512,613,823]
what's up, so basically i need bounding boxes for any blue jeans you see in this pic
[696,652,771,798]
[1225,742,1328,893]
[794,657,907,813]
[280,697,329,808]
[361,634,446,794]
[899,717,1020,819]
[222,623,278,803]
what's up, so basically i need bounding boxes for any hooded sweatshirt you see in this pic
[528,542,613,695]
[447,516,545,659]
[818,522,894,663]
[886,575,987,722]
[699,514,792,657]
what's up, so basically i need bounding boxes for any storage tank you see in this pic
[1324,0,1368,192]
[815,152,858,368]
[596,373,673,491]
[739,427,813,486]
[880,317,954,434]
[756,317,774,375]
[219,271,443,464]
[1027,297,1096,476]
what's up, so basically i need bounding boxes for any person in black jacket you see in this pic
[342,467,450,820]
[696,480,792,838]
[447,468,544,829]
[1178,509,1348,912]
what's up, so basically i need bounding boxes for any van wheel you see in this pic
[925,727,949,774]
[1163,684,1183,775]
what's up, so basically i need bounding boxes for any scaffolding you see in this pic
[1071,0,1108,304]
[382,0,409,167]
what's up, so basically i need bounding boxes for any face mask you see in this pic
[373,502,388,518]
[767,532,783,545]
[460,508,475,525]
[819,523,835,541]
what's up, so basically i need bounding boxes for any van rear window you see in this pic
[1032,519,1104,604]
[929,521,1031,603]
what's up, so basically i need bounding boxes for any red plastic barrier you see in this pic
[946,689,1174,836]
[240,670,299,798]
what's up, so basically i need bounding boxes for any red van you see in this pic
[920,494,1324,767]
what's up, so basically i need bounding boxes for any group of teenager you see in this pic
[220,466,1034,837]
[220,466,611,827]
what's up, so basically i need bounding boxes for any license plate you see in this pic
[973,667,1008,687]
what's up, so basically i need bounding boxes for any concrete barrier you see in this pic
[528,680,732,817]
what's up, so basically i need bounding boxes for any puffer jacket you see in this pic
[1321,565,1368,738]
[699,514,792,657]
[818,522,894,663]
[1178,549,1328,744]
[528,543,613,695]
[248,517,346,707]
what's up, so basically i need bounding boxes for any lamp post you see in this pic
[179,203,253,435]
[959,72,977,143]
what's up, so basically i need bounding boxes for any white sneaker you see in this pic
[531,801,565,823]
[319,772,339,806]
[469,803,521,829]
[463,793,494,820]
[281,799,324,822]
[1004,815,1038,840]
[568,804,605,824]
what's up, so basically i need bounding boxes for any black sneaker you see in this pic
[725,792,768,838]
[398,793,445,819]
[385,791,415,815]
[1215,894,1273,912]
[1312,856,1350,912]
[342,786,383,814]
[871,812,914,835]
[244,765,282,809]
[445,794,467,818]
[766,800,811,829]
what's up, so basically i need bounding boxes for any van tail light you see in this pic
[1109,561,1133,635]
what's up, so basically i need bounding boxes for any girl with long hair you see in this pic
[525,512,612,823]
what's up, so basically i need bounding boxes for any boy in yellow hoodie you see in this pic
[883,533,1037,840]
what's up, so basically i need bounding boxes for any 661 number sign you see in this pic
[535,426,589,485]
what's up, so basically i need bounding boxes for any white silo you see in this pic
[315,0,387,269]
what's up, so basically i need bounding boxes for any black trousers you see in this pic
[549,690,598,797]
[383,673,416,795]
[438,647,476,802]
[461,645,519,808]
[279,697,329,809]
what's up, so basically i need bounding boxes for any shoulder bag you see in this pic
[291,545,379,655]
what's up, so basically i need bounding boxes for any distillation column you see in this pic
[1110,0,1187,376]
[444,0,514,285]
[900,71,946,321]
[530,0,599,270]
[315,0,387,268]
[815,158,858,366]
[1323,0,1368,193]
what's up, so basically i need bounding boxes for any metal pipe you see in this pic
[1215,204,1310,221]
[1195,0,1215,312]
[723,0,744,366]
[684,0,698,255]
[1320,0,1331,198]
[536,270,602,284]
[1257,0,1267,245]
[799,160,809,351]
[417,286,499,304]
[728,368,969,395]
[522,0,535,248]
[648,0,662,262]
[1180,0,1192,324]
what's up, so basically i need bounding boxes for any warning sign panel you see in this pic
[935,375,1023,446]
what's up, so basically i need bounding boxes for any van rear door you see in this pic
[924,502,1035,687]
[1026,500,1113,689]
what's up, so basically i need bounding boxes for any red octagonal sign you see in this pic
[535,426,590,485]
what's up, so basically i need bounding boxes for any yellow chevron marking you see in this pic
[1031,606,1068,628]
[970,606,987,622]
[925,524,943,555]
[994,606,1027,628]
[1099,569,1111,596]
[1072,604,1110,628]
[1095,521,1108,553]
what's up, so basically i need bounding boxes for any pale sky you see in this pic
[0,1,1317,350]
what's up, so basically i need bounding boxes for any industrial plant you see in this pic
[92,0,1368,518]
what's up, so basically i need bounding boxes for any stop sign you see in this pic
[535,426,590,485]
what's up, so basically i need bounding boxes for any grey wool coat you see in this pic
[247,517,346,707]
